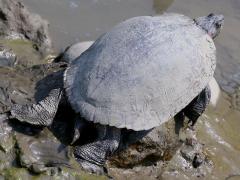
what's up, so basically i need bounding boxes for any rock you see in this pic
[0,62,66,112]
[0,67,34,111]
[0,47,16,67]
[0,116,14,153]
[15,127,73,173]
[160,128,213,179]
[192,153,205,168]
[0,114,16,171]
[0,39,45,68]
[0,41,55,105]
[110,119,181,168]
[54,41,94,63]
[108,119,214,179]
[0,0,52,55]
[0,87,11,113]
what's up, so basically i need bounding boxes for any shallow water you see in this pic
[196,92,240,179]
[21,0,173,51]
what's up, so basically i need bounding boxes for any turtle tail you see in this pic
[11,88,62,126]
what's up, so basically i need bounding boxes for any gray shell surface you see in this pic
[64,13,216,130]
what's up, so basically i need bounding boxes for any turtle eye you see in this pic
[215,22,221,29]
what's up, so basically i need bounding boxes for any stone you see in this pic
[0,0,52,55]
[0,47,16,67]
[108,118,182,172]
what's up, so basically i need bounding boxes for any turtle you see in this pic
[10,13,224,174]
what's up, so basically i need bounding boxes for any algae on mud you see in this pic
[0,39,53,68]
[0,167,108,180]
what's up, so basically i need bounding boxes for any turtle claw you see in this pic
[70,118,88,145]
[70,128,80,145]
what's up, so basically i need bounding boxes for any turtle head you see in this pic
[194,13,224,39]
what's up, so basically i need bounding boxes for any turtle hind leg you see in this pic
[184,85,211,127]
[11,88,62,126]
[74,125,121,174]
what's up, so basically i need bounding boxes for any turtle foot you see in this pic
[76,158,107,175]
[73,126,120,175]
[10,88,62,126]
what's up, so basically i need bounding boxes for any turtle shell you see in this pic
[64,13,216,130]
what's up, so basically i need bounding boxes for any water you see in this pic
[21,0,173,51]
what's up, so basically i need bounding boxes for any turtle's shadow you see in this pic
[8,118,44,136]
[34,69,65,102]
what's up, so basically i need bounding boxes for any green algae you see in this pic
[0,168,32,180]
[0,39,54,69]
[0,39,41,67]
[0,166,108,180]
[60,167,108,180]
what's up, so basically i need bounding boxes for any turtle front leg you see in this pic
[11,88,62,126]
[74,125,121,174]
[184,85,211,127]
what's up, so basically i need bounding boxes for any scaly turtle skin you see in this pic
[11,13,224,174]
